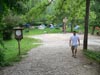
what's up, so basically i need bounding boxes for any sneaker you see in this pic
[72,55,74,57]
[74,55,77,58]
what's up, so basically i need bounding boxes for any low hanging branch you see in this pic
[38,0,54,13]
[54,0,66,18]
[45,0,53,6]
[26,0,54,21]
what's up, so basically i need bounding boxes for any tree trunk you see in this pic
[91,26,95,35]
[71,19,74,32]
[83,0,90,50]
[71,23,73,32]
[62,23,66,33]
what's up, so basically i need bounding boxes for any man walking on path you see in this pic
[69,31,80,58]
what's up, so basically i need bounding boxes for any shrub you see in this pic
[0,49,5,66]
[1,10,25,40]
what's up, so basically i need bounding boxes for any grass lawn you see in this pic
[0,37,41,66]
[23,28,62,35]
[84,50,100,63]
[23,26,94,36]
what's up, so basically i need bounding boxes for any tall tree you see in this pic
[83,0,90,50]
[51,0,85,30]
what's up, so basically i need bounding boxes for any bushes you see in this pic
[1,10,25,40]
[0,36,5,66]
[0,48,5,66]
[0,37,5,66]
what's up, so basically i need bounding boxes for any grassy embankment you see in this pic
[0,37,41,66]
[84,50,100,63]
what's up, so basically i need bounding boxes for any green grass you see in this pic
[1,37,41,65]
[84,50,100,63]
[23,26,94,36]
[23,28,62,35]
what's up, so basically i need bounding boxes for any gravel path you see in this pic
[0,33,100,75]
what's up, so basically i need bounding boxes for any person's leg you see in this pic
[74,47,77,58]
[71,46,75,57]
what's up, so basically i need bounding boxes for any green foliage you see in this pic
[0,48,5,66]
[0,34,5,66]
[84,50,100,63]
[52,0,85,24]
[0,0,28,13]
[24,0,87,30]
[2,10,25,27]
[25,0,53,22]
[90,0,100,26]
[1,10,25,40]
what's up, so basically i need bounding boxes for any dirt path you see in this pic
[0,33,100,75]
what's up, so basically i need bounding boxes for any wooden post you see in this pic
[18,40,21,56]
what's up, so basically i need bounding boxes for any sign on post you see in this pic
[14,27,23,56]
